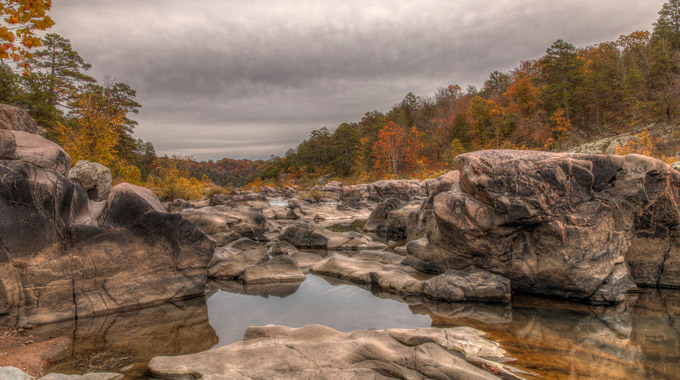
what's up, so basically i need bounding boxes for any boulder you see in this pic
[181,206,268,241]
[207,239,268,279]
[262,205,298,220]
[280,221,387,251]
[242,256,306,284]
[409,171,460,241]
[0,106,215,326]
[8,131,70,176]
[68,160,113,201]
[363,198,422,241]
[422,150,680,304]
[673,161,680,171]
[209,191,270,209]
[148,325,525,380]
[0,104,47,136]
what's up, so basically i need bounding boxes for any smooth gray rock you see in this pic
[68,160,113,201]
[281,221,387,251]
[0,367,32,380]
[11,130,70,176]
[148,325,523,380]
[242,256,305,284]
[311,254,511,303]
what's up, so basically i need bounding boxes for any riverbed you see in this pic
[33,271,680,380]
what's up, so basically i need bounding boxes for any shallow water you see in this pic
[34,274,680,380]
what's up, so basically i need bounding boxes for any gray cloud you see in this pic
[50,0,665,160]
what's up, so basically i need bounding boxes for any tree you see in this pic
[372,121,406,176]
[55,88,123,167]
[654,0,680,48]
[539,40,584,121]
[28,33,95,107]
[0,61,23,103]
[0,0,53,73]
[330,123,360,176]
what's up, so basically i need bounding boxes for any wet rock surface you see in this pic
[148,324,525,380]
[311,253,511,303]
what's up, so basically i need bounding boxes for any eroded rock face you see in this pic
[0,106,215,326]
[148,324,523,380]
[423,150,680,304]
[180,206,268,242]
[280,221,387,250]
[68,160,112,201]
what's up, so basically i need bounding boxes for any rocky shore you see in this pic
[1,104,679,379]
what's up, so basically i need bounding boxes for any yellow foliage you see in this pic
[143,155,205,201]
[56,91,123,167]
[615,128,676,164]
[113,164,142,186]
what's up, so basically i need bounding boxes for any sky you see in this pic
[50,0,665,161]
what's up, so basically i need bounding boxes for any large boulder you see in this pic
[180,206,268,242]
[148,325,525,380]
[363,197,422,241]
[420,150,680,304]
[0,104,47,136]
[68,160,113,201]
[408,171,460,241]
[0,105,215,326]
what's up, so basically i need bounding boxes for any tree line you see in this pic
[259,0,680,185]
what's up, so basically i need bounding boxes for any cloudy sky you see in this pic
[50,0,664,160]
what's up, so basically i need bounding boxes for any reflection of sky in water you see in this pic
[207,274,432,346]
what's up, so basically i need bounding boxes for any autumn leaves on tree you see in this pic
[0,0,53,74]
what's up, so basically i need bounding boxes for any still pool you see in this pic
[36,274,680,380]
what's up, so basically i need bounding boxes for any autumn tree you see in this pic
[0,0,53,73]
[56,88,123,167]
[372,121,406,176]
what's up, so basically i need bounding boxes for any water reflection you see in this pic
[40,297,217,379]
[13,274,679,380]
[206,275,432,346]
[425,289,680,380]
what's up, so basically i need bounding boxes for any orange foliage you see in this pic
[0,0,54,74]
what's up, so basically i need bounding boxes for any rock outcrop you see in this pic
[68,160,113,201]
[180,206,268,243]
[280,221,387,250]
[415,150,680,304]
[311,253,511,303]
[148,324,528,380]
[362,197,422,241]
[0,105,215,326]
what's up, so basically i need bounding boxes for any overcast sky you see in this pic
[50,0,665,161]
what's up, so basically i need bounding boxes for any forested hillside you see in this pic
[259,1,680,185]
[2,1,679,198]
